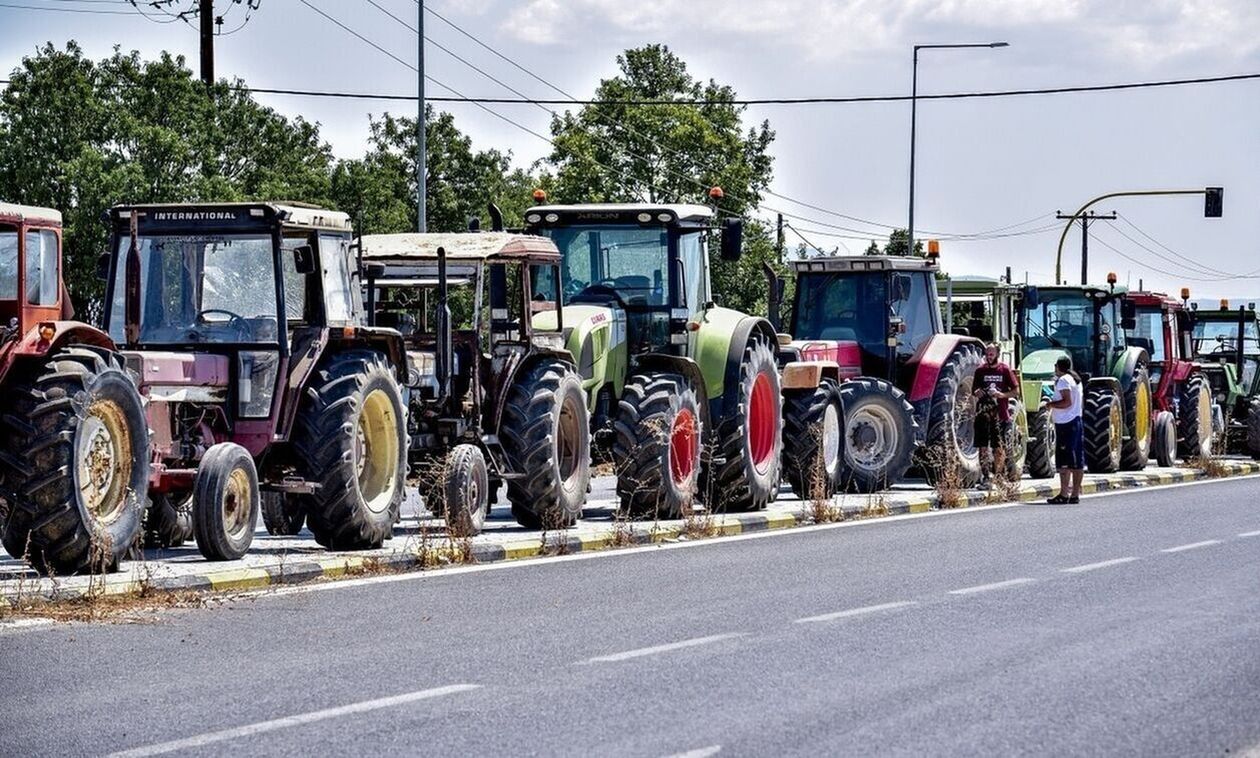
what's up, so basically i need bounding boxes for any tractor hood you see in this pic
[1022,348,1067,382]
[781,339,863,379]
[536,304,627,386]
[123,351,230,403]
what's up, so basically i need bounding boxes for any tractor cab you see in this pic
[1189,300,1260,455]
[0,202,70,351]
[1018,284,1134,383]
[786,255,943,386]
[1122,291,1194,392]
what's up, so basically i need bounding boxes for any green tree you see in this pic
[0,43,334,316]
[330,108,537,236]
[544,44,783,315]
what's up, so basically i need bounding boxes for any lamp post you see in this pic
[908,42,1008,258]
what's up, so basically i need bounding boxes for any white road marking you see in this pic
[579,633,745,664]
[948,578,1037,595]
[1061,557,1139,574]
[667,746,721,758]
[1238,530,1260,538]
[1160,540,1222,553]
[107,684,481,757]
[795,601,917,624]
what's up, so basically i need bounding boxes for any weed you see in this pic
[922,444,966,508]
[1185,452,1230,479]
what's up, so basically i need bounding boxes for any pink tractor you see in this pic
[1,202,149,574]
[102,203,410,560]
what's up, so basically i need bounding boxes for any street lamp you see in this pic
[908,42,1008,258]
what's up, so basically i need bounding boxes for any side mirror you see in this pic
[96,252,111,279]
[1120,299,1137,320]
[292,244,316,275]
[720,218,743,262]
[1024,286,1040,309]
[1121,316,1137,331]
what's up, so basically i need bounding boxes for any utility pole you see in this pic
[775,213,784,261]
[416,0,427,232]
[199,0,215,86]
[1056,210,1116,285]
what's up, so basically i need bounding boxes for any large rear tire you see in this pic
[0,346,148,575]
[1120,366,1152,471]
[1177,373,1214,461]
[613,373,701,519]
[1025,406,1056,480]
[292,351,406,550]
[921,343,983,486]
[782,380,843,501]
[837,378,917,493]
[705,335,782,513]
[502,360,590,529]
[1084,385,1123,474]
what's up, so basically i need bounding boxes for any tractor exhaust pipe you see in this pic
[1239,306,1247,378]
[435,245,452,404]
[124,211,141,345]
[488,203,504,232]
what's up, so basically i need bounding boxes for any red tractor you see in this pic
[1124,289,1216,464]
[768,253,985,493]
[0,202,149,574]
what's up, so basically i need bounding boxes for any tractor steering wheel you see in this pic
[571,282,627,308]
[196,308,252,339]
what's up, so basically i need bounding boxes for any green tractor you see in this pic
[523,195,781,518]
[1017,279,1152,474]
[1188,300,1260,458]
[939,274,1040,479]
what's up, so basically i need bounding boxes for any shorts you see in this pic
[1055,418,1085,470]
[974,412,1012,450]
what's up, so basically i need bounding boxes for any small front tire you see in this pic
[192,443,259,561]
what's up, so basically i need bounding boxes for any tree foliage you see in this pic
[544,44,783,315]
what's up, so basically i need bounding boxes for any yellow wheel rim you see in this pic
[221,467,254,541]
[1198,385,1214,456]
[1134,380,1151,447]
[76,398,133,526]
[1109,401,1123,463]
[355,389,400,515]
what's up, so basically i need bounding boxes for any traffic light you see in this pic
[1205,186,1223,218]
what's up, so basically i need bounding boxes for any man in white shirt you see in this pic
[1046,356,1084,503]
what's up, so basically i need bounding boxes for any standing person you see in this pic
[1046,356,1084,503]
[972,343,1019,487]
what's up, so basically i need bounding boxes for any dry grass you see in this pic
[922,445,967,508]
[1185,452,1230,479]
[857,493,890,520]
[802,427,843,524]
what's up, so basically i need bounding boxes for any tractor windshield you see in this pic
[1022,290,1125,375]
[0,227,15,300]
[1193,317,1260,356]
[543,225,670,308]
[107,233,280,345]
[1130,307,1166,362]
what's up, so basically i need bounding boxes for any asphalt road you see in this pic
[3,477,1260,757]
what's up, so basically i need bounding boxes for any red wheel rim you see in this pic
[670,409,697,486]
[748,372,776,471]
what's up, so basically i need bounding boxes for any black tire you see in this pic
[921,342,984,486]
[1248,399,1260,461]
[1177,373,1214,460]
[837,378,917,493]
[1120,366,1152,471]
[1025,406,1056,480]
[1151,411,1176,467]
[144,493,193,548]
[1006,401,1029,480]
[1084,385,1122,474]
[292,350,407,550]
[782,380,843,500]
[442,444,489,537]
[502,360,591,529]
[704,335,782,513]
[261,492,305,536]
[192,443,258,561]
[0,346,148,575]
[613,372,702,519]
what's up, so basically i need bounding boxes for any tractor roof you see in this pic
[1032,284,1128,296]
[0,201,61,226]
[526,203,714,227]
[1124,290,1183,309]
[791,255,939,274]
[110,202,352,231]
[360,232,560,262]
[942,275,1019,297]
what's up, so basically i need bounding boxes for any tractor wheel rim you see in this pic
[1109,402,1123,463]
[1135,382,1151,447]
[222,467,253,540]
[747,372,776,472]
[557,393,582,486]
[76,399,132,526]
[357,389,400,514]
[1199,386,1214,456]
[670,408,698,487]
[822,403,841,474]
[955,375,977,452]
[847,404,897,471]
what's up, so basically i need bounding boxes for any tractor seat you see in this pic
[376,311,417,336]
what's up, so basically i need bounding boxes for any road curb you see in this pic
[5,462,1258,606]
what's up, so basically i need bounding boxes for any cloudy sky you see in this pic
[3,0,1258,297]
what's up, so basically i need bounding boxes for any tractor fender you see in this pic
[1021,348,1067,384]
[905,333,983,404]
[326,325,408,383]
[1087,375,1122,394]
[487,348,578,433]
[781,360,840,391]
[1110,346,1149,389]
[0,321,118,382]
[692,308,776,421]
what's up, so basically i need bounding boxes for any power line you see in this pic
[0,1,150,14]
[1090,231,1260,283]
[1113,213,1236,279]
